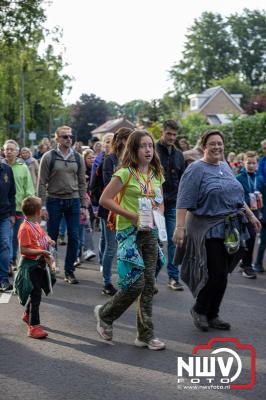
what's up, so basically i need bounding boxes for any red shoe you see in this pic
[27,325,48,339]
[22,311,29,325]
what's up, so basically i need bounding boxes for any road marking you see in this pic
[0,292,12,303]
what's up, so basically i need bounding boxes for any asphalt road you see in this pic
[1,242,266,400]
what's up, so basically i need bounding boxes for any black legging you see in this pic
[26,266,47,326]
[194,238,230,320]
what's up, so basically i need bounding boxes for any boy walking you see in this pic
[14,196,55,339]
[236,151,264,278]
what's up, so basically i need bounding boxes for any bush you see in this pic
[180,112,266,154]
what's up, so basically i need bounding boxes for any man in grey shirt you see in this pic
[37,126,86,284]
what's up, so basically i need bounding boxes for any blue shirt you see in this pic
[177,160,245,215]
[177,160,246,239]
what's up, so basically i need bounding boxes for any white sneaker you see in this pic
[73,258,81,267]
[167,279,184,291]
[134,338,166,350]
[83,249,96,261]
[94,305,113,341]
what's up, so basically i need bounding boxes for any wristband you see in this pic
[175,226,185,230]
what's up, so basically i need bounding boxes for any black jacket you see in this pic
[156,142,185,208]
[98,153,119,220]
[0,160,16,219]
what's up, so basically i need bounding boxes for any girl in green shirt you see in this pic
[94,129,166,350]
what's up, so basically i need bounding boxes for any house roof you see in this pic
[91,117,135,134]
[198,86,244,113]
[206,114,232,125]
[201,86,221,97]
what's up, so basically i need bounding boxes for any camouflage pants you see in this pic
[99,230,158,342]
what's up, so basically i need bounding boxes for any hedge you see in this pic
[181,112,266,154]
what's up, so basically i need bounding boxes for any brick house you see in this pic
[188,86,244,124]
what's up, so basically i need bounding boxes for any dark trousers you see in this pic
[26,267,46,326]
[194,239,230,320]
[242,221,256,268]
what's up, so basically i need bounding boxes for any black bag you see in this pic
[89,160,104,207]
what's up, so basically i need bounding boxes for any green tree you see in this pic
[170,12,236,97]
[70,93,109,143]
[229,9,266,87]
[0,1,71,143]
[121,99,152,123]
[0,0,46,44]
[157,93,181,120]
[180,112,208,143]
[106,101,123,118]
[170,10,266,97]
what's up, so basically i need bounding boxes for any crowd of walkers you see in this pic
[0,122,265,346]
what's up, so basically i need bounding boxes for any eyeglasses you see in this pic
[59,134,73,140]
[206,141,224,147]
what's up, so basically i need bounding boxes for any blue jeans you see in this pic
[46,198,80,274]
[77,224,85,257]
[0,218,12,282]
[157,207,179,281]
[10,212,24,263]
[59,216,67,236]
[100,218,117,286]
[255,224,266,267]
[98,218,106,265]
[84,220,94,251]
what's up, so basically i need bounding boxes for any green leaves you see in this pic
[170,10,266,98]
[0,1,70,143]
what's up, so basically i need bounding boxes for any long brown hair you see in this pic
[120,129,163,178]
[111,127,133,159]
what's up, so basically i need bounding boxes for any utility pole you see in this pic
[20,65,26,147]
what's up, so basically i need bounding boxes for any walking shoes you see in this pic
[28,325,48,339]
[134,338,166,351]
[94,305,113,341]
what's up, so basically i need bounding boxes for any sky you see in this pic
[44,0,266,105]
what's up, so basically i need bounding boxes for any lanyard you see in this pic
[25,219,49,249]
[129,167,155,196]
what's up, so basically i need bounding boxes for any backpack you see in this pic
[90,159,105,206]
[49,149,81,174]
[106,172,132,231]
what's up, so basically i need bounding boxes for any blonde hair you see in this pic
[55,126,72,137]
[102,132,114,143]
[83,149,94,157]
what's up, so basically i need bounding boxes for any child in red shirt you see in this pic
[16,196,55,339]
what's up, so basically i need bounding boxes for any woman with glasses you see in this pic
[173,129,261,332]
